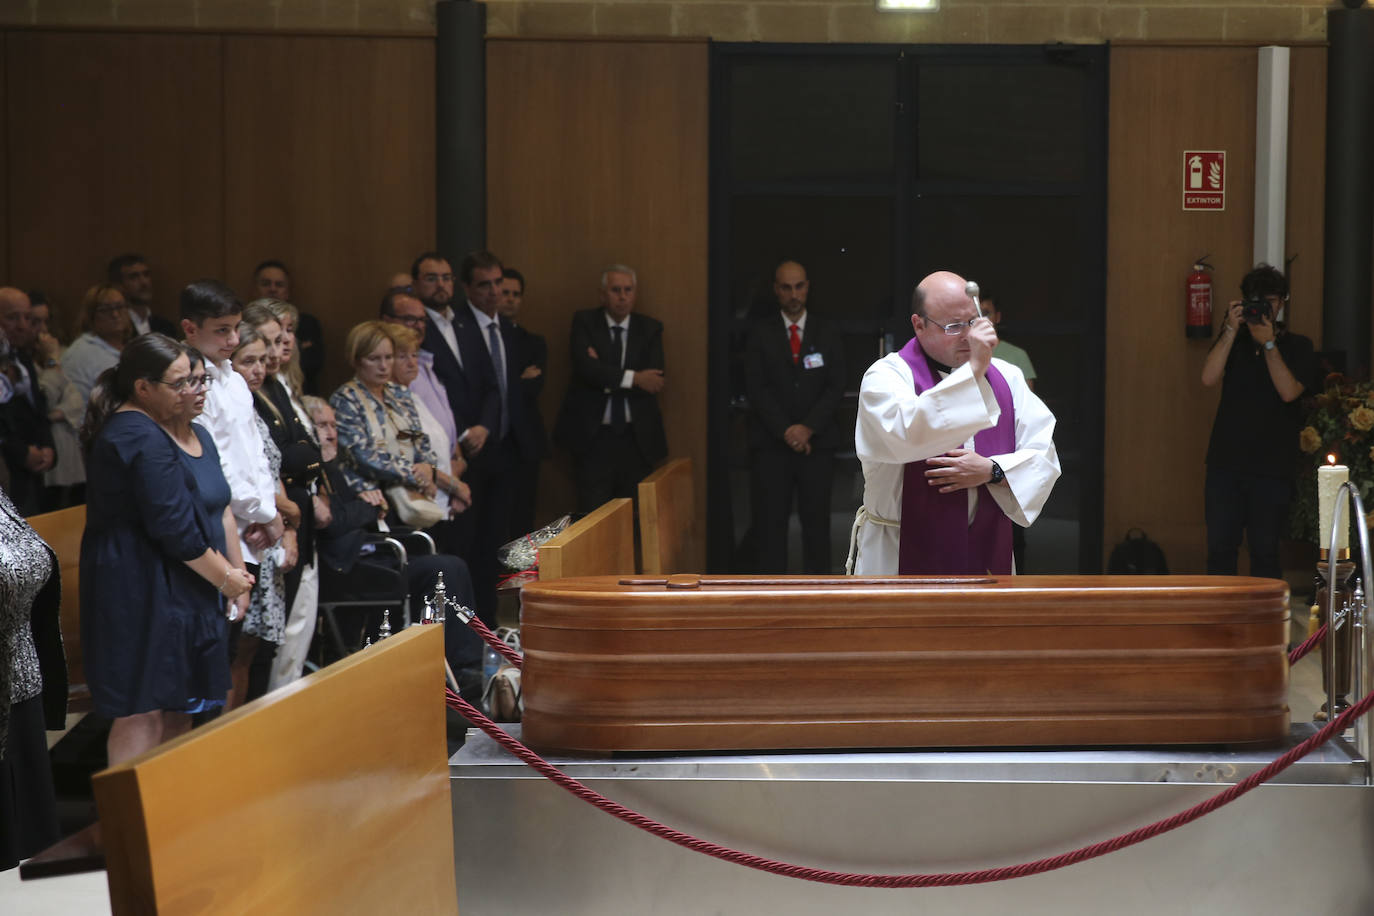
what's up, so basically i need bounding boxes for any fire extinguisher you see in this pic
[1186,256,1213,339]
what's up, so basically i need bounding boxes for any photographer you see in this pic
[1200,263,1317,579]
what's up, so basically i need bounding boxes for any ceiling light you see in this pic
[877,0,939,10]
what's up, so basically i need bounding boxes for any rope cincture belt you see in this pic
[449,620,1368,888]
[844,505,899,575]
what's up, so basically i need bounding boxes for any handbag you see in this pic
[386,483,445,528]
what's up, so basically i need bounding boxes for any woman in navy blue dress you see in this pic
[80,334,254,765]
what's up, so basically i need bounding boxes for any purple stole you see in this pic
[897,337,1015,575]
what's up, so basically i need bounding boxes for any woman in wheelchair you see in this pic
[304,397,483,690]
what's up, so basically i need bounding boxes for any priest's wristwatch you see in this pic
[988,461,1005,485]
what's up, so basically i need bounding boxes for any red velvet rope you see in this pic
[446,614,1372,888]
[1288,623,1328,665]
[468,615,523,667]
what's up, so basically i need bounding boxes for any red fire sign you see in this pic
[1183,151,1226,211]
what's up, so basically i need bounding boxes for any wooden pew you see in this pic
[537,497,635,581]
[637,457,695,575]
[91,626,457,915]
[27,504,90,710]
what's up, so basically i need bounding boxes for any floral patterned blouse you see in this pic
[329,379,440,495]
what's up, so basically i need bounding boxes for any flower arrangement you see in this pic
[1291,373,1374,543]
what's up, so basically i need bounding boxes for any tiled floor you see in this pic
[0,598,1359,913]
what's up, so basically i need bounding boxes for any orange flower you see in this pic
[1300,426,1322,453]
[1350,406,1374,432]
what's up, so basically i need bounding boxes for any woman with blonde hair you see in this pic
[241,299,324,690]
[329,321,441,524]
[385,323,470,516]
[60,283,133,410]
[225,319,299,706]
[262,298,306,397]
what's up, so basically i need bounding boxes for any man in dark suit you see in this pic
[414,250,500,460]
[412,248,531,623]
[555,264,668,515]
[0,287,56,515]
[107,253,178,337]
[458,252,545,536]
[744,260,846,573]
[499,267,550,535]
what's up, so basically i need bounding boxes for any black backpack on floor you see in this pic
[1107,528,1170,575]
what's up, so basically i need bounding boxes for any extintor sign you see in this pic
[1182,151,1226,211]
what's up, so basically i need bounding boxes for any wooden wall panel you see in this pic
[1105,46,1326,574]
[486,39,710,548]
[5,31,224,337]
[223,35,435,394]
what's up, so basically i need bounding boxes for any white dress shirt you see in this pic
[130,308,152,336]
[469,302,508,382]
[195,358,279,560]
[425,304,462,367]
[602,312,635,424]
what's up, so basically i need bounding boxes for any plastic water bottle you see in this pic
[482,645,501,712]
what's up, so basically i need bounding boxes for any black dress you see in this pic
[81,412,231,717]
[0,487,65,870]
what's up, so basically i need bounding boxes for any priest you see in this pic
[849,271,1060,575]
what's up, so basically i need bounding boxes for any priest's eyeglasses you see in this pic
[933,317,981,335]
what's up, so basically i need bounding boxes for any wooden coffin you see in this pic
[519,575,1291,752]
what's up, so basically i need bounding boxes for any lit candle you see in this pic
[1318,455,1349,552]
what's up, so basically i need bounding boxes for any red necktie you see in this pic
[789,324,801,364]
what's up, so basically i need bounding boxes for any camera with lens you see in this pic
[1240,297,1272,324]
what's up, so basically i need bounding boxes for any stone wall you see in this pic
[1,0,1332,43]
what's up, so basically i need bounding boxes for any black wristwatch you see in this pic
[988,461,1005,485]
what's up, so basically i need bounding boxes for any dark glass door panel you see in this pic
[914,61,1090,184]
[729,194,894,328]
[910,194,1090,324]
[730,57,896,184]
[711,44,1106,574]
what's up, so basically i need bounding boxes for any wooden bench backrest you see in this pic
[538,497,635,581]
[638,458,696,575]
[27,504,88,705]
[91,626,457,915]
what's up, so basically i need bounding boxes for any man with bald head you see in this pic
[0,287,56,514]
[849,270,1059,575]
[744,260,846,573]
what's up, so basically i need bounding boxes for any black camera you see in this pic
[1240,298,1272,324]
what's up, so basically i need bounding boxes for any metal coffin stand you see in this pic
[450,726,1372,915]
[451,573,1374,914]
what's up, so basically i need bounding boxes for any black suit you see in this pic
[743,312,847,573]
[555,308,668,514]
[254,378,322,607]
[146,313,178,338]
[0,354,55,516]
[422,307,500,443]
[420,303,514,623]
